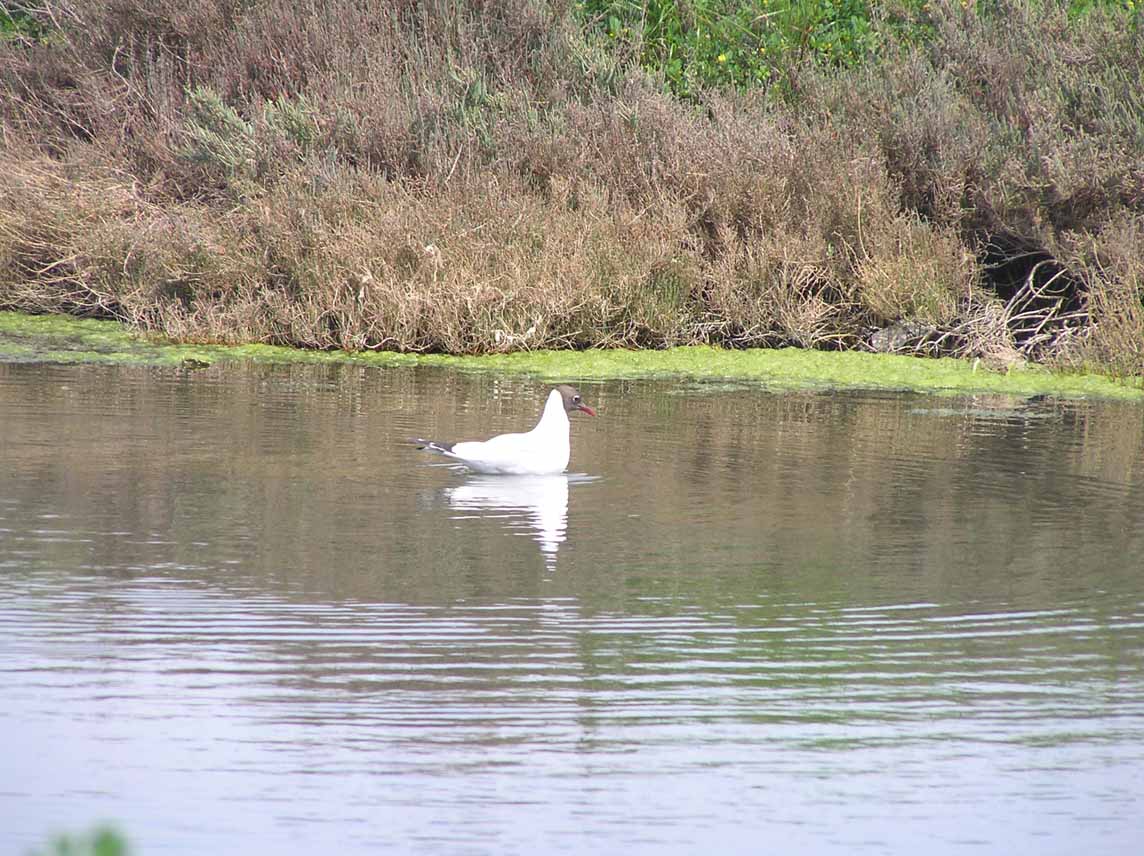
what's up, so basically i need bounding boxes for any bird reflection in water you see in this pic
[445,474,591,569]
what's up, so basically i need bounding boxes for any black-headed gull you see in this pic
[413,385,596,475]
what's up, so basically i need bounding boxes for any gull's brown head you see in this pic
[556,385,596,417]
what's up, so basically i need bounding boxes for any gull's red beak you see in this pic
[578,403,597,417]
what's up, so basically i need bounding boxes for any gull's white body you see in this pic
[422,389,574,475]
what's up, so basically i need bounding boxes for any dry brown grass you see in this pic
[1,0,1141,373]
[1049,217,1144,378]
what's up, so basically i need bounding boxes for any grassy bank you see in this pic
[1,1,1142,375]
[3,310,1141,399]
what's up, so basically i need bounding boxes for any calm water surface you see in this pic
[1,362,1143,854]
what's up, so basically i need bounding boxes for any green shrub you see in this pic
[1,3,49,41]
[578,0,928,98]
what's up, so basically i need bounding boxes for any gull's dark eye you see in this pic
[573,395,580,403]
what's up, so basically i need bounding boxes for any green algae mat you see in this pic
[1,311,1140,400]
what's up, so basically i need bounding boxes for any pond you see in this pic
[2,361,1143,854]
